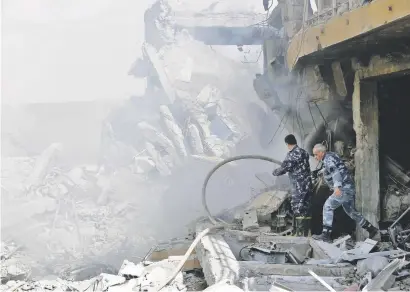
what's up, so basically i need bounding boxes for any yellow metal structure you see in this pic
[287,0,410,70]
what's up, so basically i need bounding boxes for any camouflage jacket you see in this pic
[272,145,312,196]
[323,151,355,190]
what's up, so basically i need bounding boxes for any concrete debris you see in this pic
[241,275,346,291]
[312,240,344,260]
[363,258,409,291]
[187,124,205,155]
[242,210,259,232]
[0,259,198,292]
[288,244,311,264]
[118,260,145,279]
[204,280,244,292]
[333,235,351,247]
[183,271,208,291]
[356,256,389,277]
[245,190,289,219]
[308,270,337,292]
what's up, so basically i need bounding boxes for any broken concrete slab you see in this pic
[195,227,240,286]
[363,258,409,291]
[288,244,311,264]
[356,239,378,254]
[333,235,351,247]
[241,275,347,291]
[98,273,126,291]
[309,239,331,260]
[313,240,344,259]
[239,261,355,278]
[142,43,176,104]
[258,235,310,245]
[357,256,389,277]
[168,255,201,271]
[308,270,338,292]
[118,260,145,278]
[137,259,184,291]
[245,190,289,220]
[204,280,245,292]
[341,250,410,262]
[242,209,259,231]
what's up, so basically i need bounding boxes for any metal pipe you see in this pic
[390,206,410,229]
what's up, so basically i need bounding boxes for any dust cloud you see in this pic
[1,0,290,280]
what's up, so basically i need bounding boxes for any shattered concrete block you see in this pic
[97,273,126,291]
[314,240,344,259]
[138,121,180,166]
[357,256,389,277]
[142,42,175,104]
[245,190,289,220]
[159,105,187,158]
[239,262,354,278]
[204,280,245,292]
[145,142,172,176]
[118,260,145,278]
[357,239,377,254]
[195,227,240,286]
[242,210,259,231]
[363,258,409,291]
[241,275,347,291]
[108,279,138,292]
[137,259,184,291]
[168,255,201,271]
[187,124,205,155]
[288,244,311,263]
[309,239,331,260]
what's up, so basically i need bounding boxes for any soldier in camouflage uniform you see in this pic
[272,134,312,236]
[312,143,379,242]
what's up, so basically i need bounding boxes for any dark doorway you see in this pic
[378,73,410,222]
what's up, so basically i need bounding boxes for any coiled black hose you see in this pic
[201,155,282,225]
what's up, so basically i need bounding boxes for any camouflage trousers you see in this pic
[290,189,312,217]
[323,188,366,228]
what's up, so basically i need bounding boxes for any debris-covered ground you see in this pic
[3,0,410,291]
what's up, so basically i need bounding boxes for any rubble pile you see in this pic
[1,143,162,280]
[1,0,275,286]
[102,0,272,180]
[0,258,207,292]
[193,188,410,292]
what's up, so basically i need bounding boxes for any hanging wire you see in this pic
[313,101,328,128]
[268,110,289,145]
[308,101,317,130]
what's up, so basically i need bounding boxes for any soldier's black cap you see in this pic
[285,134,297,145]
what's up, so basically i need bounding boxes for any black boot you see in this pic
[291,217,297,236]
[362,221,379,239]
[312,226,332,242]
[301,217,311,237]
[295,217,311,237]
